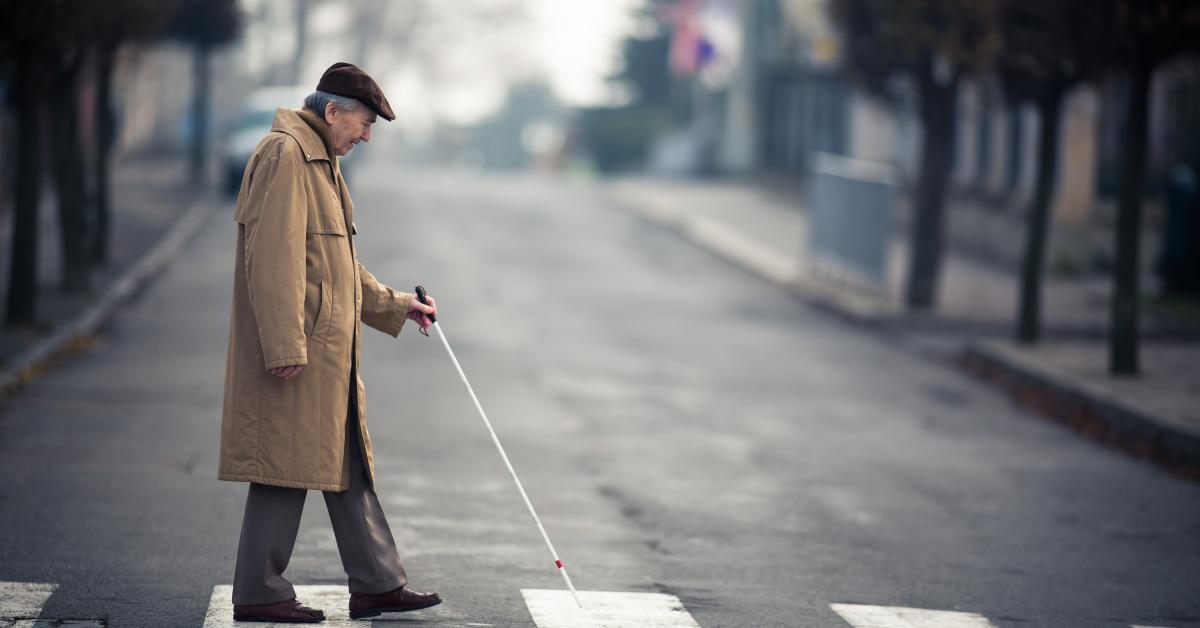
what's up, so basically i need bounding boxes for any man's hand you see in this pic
[409,293,437,335]
[270,365,303,379]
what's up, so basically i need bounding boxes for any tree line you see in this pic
[0,0,241,329]
[828,0,1200,376]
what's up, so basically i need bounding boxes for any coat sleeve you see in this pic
[240,140,309,369]
[357,261,412,337]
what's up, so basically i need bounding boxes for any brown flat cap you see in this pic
[316,62,395,121]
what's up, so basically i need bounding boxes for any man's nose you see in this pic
[362,127,371,143]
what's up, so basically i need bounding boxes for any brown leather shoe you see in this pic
[233,598,325,623]
[348,586,442,619]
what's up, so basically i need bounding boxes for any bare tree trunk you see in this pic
[5,55,42,326]
[50,53,91,293]
[351,0,389,67]
[974,81,992,193]
[1109,63,1151,375]
[290,0,312,84]
[1005,103,1023,195]
[1016,89,1063,344]
[92,43,117,265]
[189,42,211,188]
[905,72,959,309]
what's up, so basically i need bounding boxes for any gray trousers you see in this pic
[231,396,408,605]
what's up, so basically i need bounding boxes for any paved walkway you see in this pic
[608,177,1163,333]
[606,176,1200,467]
[0,152,199,369]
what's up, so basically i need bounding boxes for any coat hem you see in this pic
[219,472,347,492]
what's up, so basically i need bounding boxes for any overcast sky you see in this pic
[407,0,645,126]
[529,0,644,106]
[239,0,646,130]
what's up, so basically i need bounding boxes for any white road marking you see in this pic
[831,603,999,628]
[204,585,469,627]
[0,582,57,620]
[204,585,344,627]
[10,621,104,627]
[521,589,702,628]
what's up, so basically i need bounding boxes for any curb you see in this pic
[960,340,1200,475]
[0,196,217,397]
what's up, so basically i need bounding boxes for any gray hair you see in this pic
[303,90,361,116]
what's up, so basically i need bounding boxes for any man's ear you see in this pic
[324,101,337,124]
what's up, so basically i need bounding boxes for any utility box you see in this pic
[806,151,897,286]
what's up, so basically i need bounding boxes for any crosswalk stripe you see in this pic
[0,582,58,621]
[203,585,471,627]
[203,585,703,627]
[204,585,359,627]
[8,620,104,628]
[521,589,702,628]
[831,603,999,628]
[29,583,1160,627]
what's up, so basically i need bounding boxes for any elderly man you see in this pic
[218,62,441,623]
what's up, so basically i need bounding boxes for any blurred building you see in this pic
[661,0,1200,273]
[109,44,248,158]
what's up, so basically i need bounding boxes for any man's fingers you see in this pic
[410,293,437,336]
[269,365,303,379]
[413,294,437,314]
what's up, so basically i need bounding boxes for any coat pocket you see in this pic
[308,189,348,235]
[308,216,347,236]
[310,282,335,344]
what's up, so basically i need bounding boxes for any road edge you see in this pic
[960,340,1200,473]
[0,197,217,398]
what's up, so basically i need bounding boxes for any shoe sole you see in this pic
[232,614,325,623]
[349,597,443,619]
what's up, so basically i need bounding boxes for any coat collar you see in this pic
[271,108,337,162]
[269,107,356,234]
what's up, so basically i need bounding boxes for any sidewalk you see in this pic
[0,151,212,391]
[606,176,1200,473]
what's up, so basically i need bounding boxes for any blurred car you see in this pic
[222,86,309,196]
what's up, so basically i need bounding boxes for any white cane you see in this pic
[415,286,583,609]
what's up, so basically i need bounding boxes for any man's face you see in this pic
[324,102,376,157]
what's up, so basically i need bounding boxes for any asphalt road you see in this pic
[1,162,1197,627]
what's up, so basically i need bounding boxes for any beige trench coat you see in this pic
[219,107,413,491]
